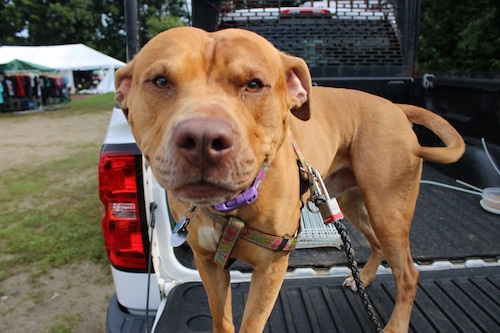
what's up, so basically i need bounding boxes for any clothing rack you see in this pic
[0,71,68,112]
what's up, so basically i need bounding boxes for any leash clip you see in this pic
[307,166,344,224]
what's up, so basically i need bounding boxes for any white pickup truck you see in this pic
[99,1,500,332]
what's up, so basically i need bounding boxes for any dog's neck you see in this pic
[211,131,306,214]
[221,134,302,235]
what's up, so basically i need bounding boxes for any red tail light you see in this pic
[99,146,148,271]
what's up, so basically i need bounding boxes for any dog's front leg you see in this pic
[193,252,234,333]
[239,251,290,333]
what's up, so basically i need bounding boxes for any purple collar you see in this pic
[212,165,269,213]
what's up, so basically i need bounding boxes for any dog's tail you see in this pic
[397,104,465,164]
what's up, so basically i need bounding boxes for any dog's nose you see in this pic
[173,119,234,168]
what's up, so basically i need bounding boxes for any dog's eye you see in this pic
[246,80,263,93]
[154,76,169,89]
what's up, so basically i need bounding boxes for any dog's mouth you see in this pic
[170,164,268,211]
[171,180,239,206]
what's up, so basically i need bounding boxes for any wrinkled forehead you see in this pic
[211,29,284,79]
[133,27,283,79]
[133,27,210,69]
[212,28,281,63]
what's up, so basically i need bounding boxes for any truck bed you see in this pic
[157,267,500,332]
[156,164,500,332]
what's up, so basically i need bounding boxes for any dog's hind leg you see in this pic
[336,187,385,290]
[333,167,420,332]
[361,179,421,332]
[369,215,419,333]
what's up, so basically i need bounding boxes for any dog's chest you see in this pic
[195,224,223,253]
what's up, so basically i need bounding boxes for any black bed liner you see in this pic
[156,266,500,332]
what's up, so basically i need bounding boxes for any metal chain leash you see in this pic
[333,219,383,333]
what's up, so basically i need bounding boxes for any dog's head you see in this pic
[115,27,311,205]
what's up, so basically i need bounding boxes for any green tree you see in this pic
[141,0,188,41]
[0,0,189,62]
[0,0,101,46]
[92,0,188,61]
[0,0,29,45]
[419,0,500,73]
[92,0,128,62]
[145,15,187,39]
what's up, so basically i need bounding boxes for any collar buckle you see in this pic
[212,164,269,213]
[212,186,258,212]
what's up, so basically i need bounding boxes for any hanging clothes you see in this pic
[15,75,26,97]
[0,81,4,104]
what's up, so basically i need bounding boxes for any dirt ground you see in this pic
[0,105,111,173]
[0,105,115,333]
[0,263,113,333]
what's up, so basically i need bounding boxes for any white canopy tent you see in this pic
[0,44,125,93]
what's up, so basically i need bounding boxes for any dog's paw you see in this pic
[342,276,358,292]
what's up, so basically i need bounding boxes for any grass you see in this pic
[70,92,117,113]
[0,93,115,281]
[45,313,82,333]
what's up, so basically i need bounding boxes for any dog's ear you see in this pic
[281,53,312,121]
[115,61,134,118]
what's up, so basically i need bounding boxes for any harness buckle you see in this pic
[276,236,290,252]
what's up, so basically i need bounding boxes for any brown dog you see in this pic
[115,27,465,332]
